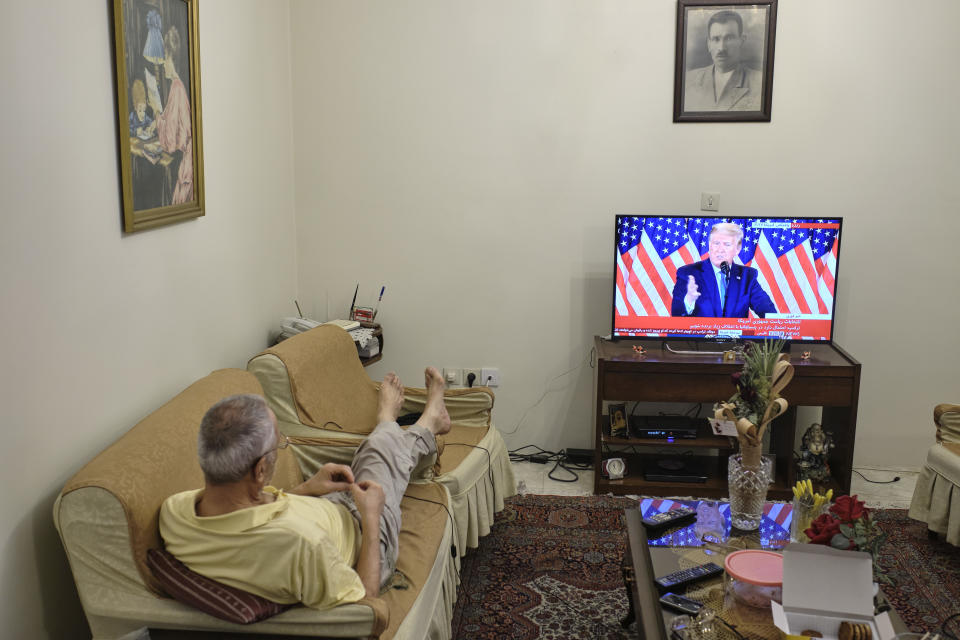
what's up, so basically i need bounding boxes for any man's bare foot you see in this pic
[378,373,404,424]
[420,367,451,436]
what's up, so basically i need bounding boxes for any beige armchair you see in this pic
[908,403,960,546]
[248,324,516,554]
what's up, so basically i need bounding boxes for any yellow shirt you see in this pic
[159,487,366,610]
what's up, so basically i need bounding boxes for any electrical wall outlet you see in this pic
[480,367,500,387]
[442,368,461,386]
[700,192,719,211]
[462,368,481,388]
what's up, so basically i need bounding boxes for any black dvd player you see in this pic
[632,415,702,439]
[642,455,713,483]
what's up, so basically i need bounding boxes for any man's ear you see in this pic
[252,456,268,484]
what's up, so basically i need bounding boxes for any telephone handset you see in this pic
[281,317,321,334]
[281,317,361,336]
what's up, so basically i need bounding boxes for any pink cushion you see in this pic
[147,548,291,624]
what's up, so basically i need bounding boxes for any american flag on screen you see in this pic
[615,216,840,320]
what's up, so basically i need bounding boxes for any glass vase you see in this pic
[790,497,830,543]
[727,453,772,530]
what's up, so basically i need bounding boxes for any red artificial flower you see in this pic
[829,495,867,523]
[731,371,758,401]
[805,513,842,544]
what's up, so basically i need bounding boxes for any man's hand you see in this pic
[684,275,701,306]
[351,480,385,522]
[290,463,354,497]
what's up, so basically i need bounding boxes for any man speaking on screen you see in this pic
[671,222,777,318]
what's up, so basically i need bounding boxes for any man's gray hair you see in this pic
[710,222,744,246]
[198,394,276,484]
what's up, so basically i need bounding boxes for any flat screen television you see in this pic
[612,215,842,343]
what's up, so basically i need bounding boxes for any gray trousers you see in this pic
[326,421,436,586]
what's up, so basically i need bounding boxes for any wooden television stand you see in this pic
[591,337,861,499]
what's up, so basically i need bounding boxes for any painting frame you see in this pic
[674,0,777,123]
[112,0,204,233]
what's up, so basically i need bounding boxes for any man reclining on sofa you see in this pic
[159,366,451,610]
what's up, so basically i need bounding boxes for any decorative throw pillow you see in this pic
[146,548,292,624]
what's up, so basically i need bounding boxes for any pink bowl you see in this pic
[724,549,783,585]
[724,550,783,608]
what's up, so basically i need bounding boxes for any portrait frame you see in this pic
[673,0,777,123]
[112,0,204,233]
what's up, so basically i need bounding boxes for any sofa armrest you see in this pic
[934,403,960,444]
[398,385,495,428]
[358,597,389,638]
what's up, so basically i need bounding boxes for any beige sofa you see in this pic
[247,324,516,554]
[54,369,459,639]
[909,402,960,546]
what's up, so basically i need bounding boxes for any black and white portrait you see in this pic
[674,0,777,122]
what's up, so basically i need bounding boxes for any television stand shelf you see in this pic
[591,337,861,499]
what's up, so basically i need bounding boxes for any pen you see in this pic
[349,284,358,319]
[373,286,385,320]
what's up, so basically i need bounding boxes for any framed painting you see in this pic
[674,0,778,122]
[113,0,204,232]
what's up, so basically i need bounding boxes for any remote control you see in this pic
[641,505,697,532]
[659,592,705,615]
[654,562,724,592]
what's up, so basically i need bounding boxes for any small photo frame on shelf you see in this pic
[609,402,629,438]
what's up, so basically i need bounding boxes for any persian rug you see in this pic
[873,509,960,633]
[451,496,960,639]
[452,494,636,639]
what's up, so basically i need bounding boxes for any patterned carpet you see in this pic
[452,495,635,639]
[873,509,960,632]
[452,495,960,639]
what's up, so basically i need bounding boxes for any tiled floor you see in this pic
[849,466,919,509]
[512,461,919,509]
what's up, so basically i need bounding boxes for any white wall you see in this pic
[290,0,960,466]
[4,1,959,636]
[0,1,297,637]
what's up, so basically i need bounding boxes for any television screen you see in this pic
[612,215,842,342]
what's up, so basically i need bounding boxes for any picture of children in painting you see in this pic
[128,80,154,139]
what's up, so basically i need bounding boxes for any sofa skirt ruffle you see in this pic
[909,464,960,546]
[438,425,516,552]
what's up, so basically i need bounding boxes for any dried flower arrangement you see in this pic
[714,339,794,467]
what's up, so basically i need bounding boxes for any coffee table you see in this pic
[621,500,908,640]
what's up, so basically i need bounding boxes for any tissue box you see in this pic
[771,544,894,640]
[358,340,380,358]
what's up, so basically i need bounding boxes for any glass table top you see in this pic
[638,498,793,550]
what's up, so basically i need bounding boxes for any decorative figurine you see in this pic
[694,500,727,544]
[796,423,835,483]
